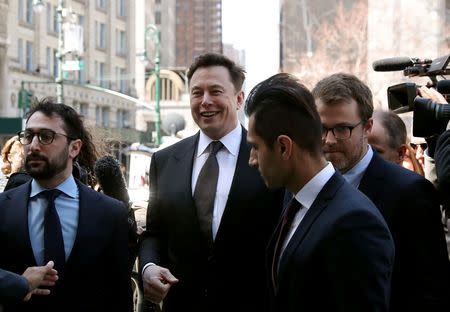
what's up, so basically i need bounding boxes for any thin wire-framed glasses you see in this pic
[322,120,366,140]
[17,129,75,145]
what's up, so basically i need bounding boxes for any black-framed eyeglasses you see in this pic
[17,129,75,145]
[322,120,366,140]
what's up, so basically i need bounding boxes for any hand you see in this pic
[417,86,448,104]
[22,261,59,301]
[418,86,450,129]
[142,264,178,304]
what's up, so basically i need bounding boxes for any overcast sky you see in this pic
[222,0,280,96]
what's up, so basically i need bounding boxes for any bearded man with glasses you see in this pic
[313,73,450,312]
[0,99,132,312]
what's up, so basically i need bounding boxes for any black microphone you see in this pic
[373,57,433,72]
[372,57,413,71]
[94,155,130,205]
[94,155,138,271]
[437,80,450,95]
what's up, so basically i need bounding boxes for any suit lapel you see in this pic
[171,133,198,201]
[169,134,199,230]
[214,127,252,243]
[276,172,344,284]
[7,181,37,265]
[358,151,384,204]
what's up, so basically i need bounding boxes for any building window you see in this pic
[120,68,126,93]
[102,107,109,126]
[80,103,88,116]
[122,110,129,127]
[26,41,33,72]
[117,0,126,17]
[155,0,161,4]
[100,62,105,88]
[96,106,101,126]
[54,6,59,33]
[116,109,121,127]
[18,39,23,69]
[26,0,33,24]
[95,61,98,79]
[97,0,106,9]
[18,0,23,22]
[119,30,125,55]
[96,22,106,48]
[46,3,51,31]
[100,23,105,48]
[78,15,84,28]
[46,47,51,73]
[155,11,161,24]
[116,109,129,127]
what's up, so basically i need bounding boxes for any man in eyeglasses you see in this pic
[313,73,450,312]
[0,99,132,311]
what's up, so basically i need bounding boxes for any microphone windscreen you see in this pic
[437,80,450,95]
[372,57,413,71]
[94,155,130,205]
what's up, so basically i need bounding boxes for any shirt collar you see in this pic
[294,162,335,209]
[196,123,242,157]
[343,145,373,188]
[30,174,77,199]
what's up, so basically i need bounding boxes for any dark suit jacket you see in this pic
[359,150,450,311]
[139,128,284,312]
[0,268,28,302]
[0,179,132,312]
[3,172,32,192]
[267,172,395,311]
[436,130,450,207]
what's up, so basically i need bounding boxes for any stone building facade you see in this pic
[0,0,144,153]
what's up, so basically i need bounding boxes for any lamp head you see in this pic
[33,0,44,13]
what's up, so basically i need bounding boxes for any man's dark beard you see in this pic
[25,150,68,180]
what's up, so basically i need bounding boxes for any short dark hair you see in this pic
[187,53,246,92]
[373,110,407,149]
[245,73,323,155]
[312,73,373,121]
[26,98,98,177]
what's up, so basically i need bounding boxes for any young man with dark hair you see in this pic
[139,53,283,312]
[246,73,394,311]
[0,100,131,311]
[314,73,450,311]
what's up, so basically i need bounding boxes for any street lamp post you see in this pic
[34,0,64,103]
[56,0,64,103]
[143,24,161,146]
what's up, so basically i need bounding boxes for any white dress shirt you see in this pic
[342,145,373,188]
[192,123,242,240]
[280,162,335,258]
[143,123,242,274]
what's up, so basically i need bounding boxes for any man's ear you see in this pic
[277,135,293,160]
[69,139,82,160]
[363,118,373,138]
[397,144,408,164]
[236,91,244,110]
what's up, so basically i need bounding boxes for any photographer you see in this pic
[417,86,450,258]
[417,86,447,184]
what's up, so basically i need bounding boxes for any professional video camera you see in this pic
[373,54,450,137]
